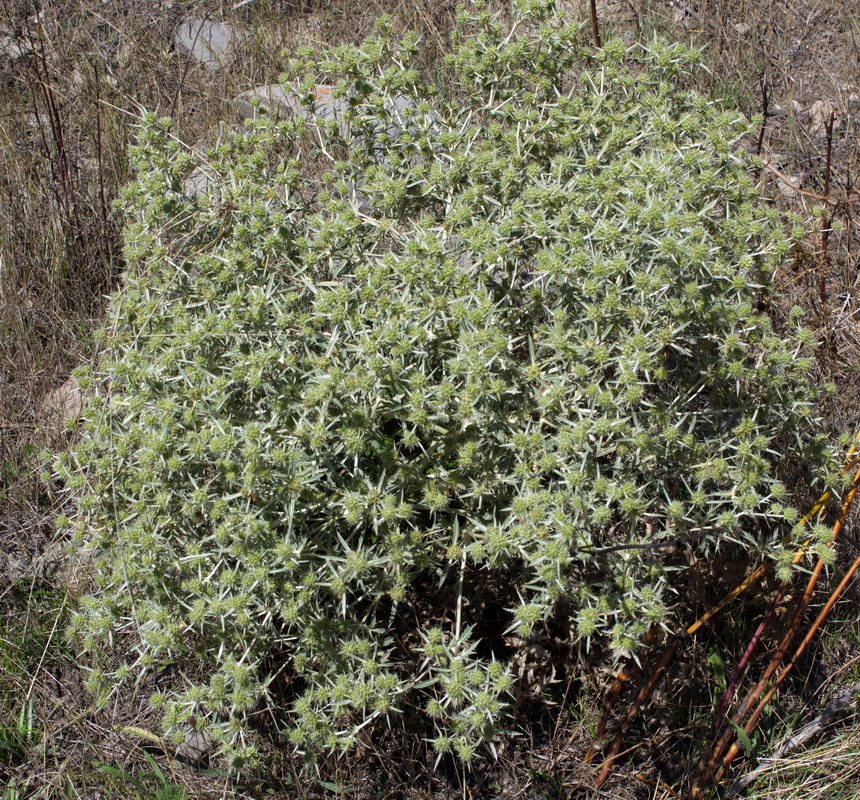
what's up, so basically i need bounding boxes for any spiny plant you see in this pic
[57,0,838,770]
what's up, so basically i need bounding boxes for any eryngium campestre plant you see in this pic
[61,0,835,768]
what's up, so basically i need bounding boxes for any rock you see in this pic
[232,84,302,121]
[1,539,94,588]
[39,377,84,439]
[809,99,839,136]
[0,35,31,60]
[777,174,803,199]
[176,729,214,765]
[839,84,860,104]
[28,9,53,31]
[70,68,87,91]
[174,18,243,71]
[232,84,350,138]
[232,85,427,142]
[1,553,27,584]
[733,22,750,35]
[38,540,95,587]
[763,157,803,200]
[381,94,424,141]
[182,167,217,199]
[230,85,434,214]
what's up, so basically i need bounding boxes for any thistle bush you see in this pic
[61,0,833,768]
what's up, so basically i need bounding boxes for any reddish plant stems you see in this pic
[589,0,602,48]
[585,627,657,763]
[756,77,769,158]
[698,553,829,793]
[601,438,860,794]
[699,460,860,795]
[710,582,788,736]
[595,636,684,788]
[704,466,856,739]
[717,483,860,784]
[593,562,770,786]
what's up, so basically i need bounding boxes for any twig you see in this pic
[732,679,860,793]
[592,562,770,787]
[589,0,602,48]
[756,76,769,158]
[712,462,860,787]
[763,161,841,206]
[820,107,836,303]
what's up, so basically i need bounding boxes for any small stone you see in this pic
[28,9,53,30]
[1,553,27,584]
[777,174,803,199]
[39,377,84,439]
[38,540,94,586]
[232,84,302,121]
[182,167,216,198]
[558,0,632,23]
[70,68,87,91]
[809,99,838,136]
[176,729,214,765]
[174,18,243,71]
[733,22,750,35]
[0,35,31,60]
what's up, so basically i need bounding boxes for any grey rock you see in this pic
[558,0,634,23]
[232,84,301,121]
[233,84,351,138]
[174,18,243,71]
[39,540,95,586]
[232,85,429,143]
[182,167,217,199]
[809,99,839,136]
[39,377,84,441]
[176,729,214,764]
[1,540,94,587]
[777,173,803,199]
[0,35,31,60]
[230,85,438,215]
[2,553,27,584]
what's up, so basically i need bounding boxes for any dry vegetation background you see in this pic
[1,0,860,797]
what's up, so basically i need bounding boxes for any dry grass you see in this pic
[1,0,859,797]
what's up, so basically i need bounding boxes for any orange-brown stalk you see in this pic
[601,439,860,793]
[694,455,860,797]
[716,546,860,785]
[584,626,656,764]
[593,562,769,787]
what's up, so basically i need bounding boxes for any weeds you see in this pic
[0,700,38,766]
[95,752,188,800]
